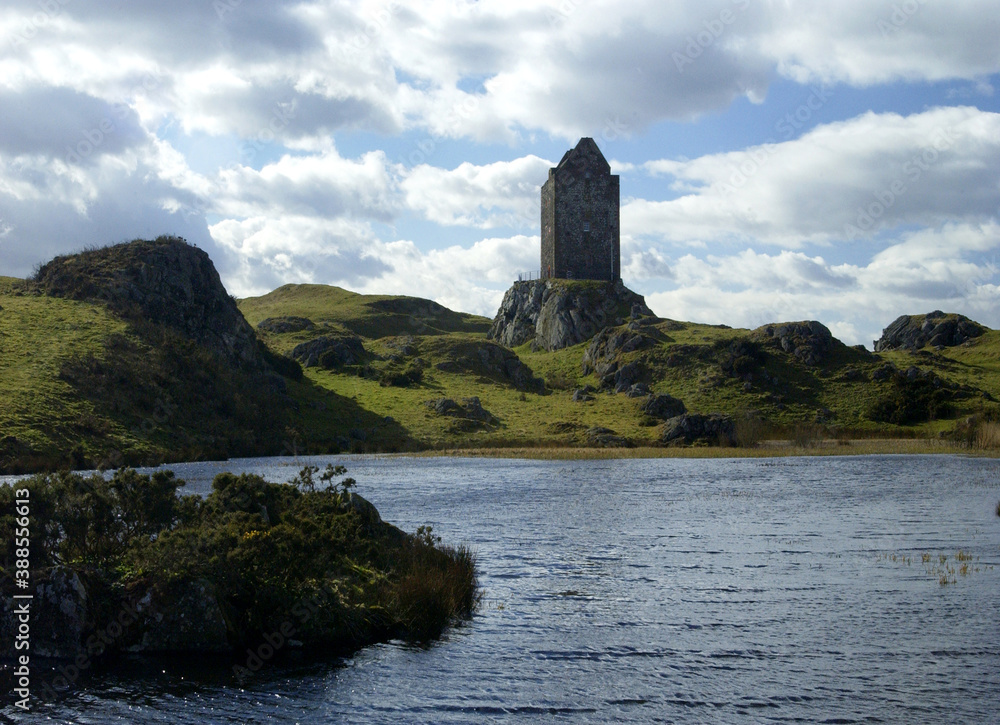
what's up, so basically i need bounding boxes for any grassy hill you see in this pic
[236,284,1000,454]
[1,239,299,473]
[4,240,1000,472]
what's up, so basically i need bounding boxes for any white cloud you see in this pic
[628,106,1000,246]
[643,223,1000,346]
[400,155,550,229]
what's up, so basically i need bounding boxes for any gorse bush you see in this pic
[0,467,477,646]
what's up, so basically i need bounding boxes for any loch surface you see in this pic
[4,454,1000,723]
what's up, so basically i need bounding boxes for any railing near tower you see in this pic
[516,270,545,282]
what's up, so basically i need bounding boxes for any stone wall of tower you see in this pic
[539,138,620,282]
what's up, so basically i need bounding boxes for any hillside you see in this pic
[0,238,300,473]
[237,281,1000,453]
[4,238,1000,471]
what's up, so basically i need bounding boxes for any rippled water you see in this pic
[4,454,1000,723]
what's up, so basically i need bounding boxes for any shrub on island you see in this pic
[0,466,477,663]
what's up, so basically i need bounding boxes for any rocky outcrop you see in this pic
[291,335,367,368]
[581,326,666,391]
[874,311,986,352]
[754,321,833,366]
[434,341,545,393]
[129,579,232,654]
[0,567,89,659]
[661,413,736,446]
[489,279,654,352]
[34,236,263,369]
[643,393,687,420]
[586,426,631,448]
[425,397,498,430]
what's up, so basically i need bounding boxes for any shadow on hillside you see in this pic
[286,377,421,454]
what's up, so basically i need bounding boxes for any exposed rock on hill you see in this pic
[425,396,498,431]
[434,340,545,393]
[35,236,262,369]
[661,413,736,446]
[874,311,985,352]
[643,393,687,420]
[754,321,833,366]
[586,426,631,448]
[581,325,666,390]
[292,334,368,368]
[489,279,654,352]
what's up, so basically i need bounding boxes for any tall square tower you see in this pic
[540,137,620,281]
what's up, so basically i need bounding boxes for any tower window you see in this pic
[583,222,590,232]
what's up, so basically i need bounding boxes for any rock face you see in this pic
[586,426,631,448]
[581,326,667,391]
[643,394,686,420]
[754,321,833,366]
[874,311,986,352]
[424,397,498,431]
[34,236,262,369]
[489,279,654,352]
[130,579,232,653]
[661,413,736,446]
[0,567,89,658]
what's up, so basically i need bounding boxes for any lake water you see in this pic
[3,454,1000,723]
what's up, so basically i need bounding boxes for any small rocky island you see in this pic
[0,466,477,679]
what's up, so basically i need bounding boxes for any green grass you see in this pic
[230,286,1000,453]
[0,286,143,467]
[8,247,1000,468]
[239,284,491,343]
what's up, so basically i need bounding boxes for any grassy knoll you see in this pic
[241,283,491,342]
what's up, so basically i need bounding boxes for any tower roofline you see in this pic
[554,137,611,174]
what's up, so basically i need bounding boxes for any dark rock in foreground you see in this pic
[874,311,986,352]
[258,316,316,334]
[425,397,498,430]
[586,426,631,448]
[643,394,687,420]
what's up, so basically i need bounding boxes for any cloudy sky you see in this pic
[1,0,999,346]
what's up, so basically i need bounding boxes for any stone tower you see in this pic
[540,137,620,281]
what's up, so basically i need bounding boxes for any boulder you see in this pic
[643,393,687,420]
[1,567,89,659]
[874,311,986,352]
[291,335,367,368]
[424,397,498,427]
[754,321,833,366]
[661,413,736,446]
[586,427,631,448]
[434,341,544,393]
[129,579,232,654]
[582,327,646,373]
[489,279,655,352]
